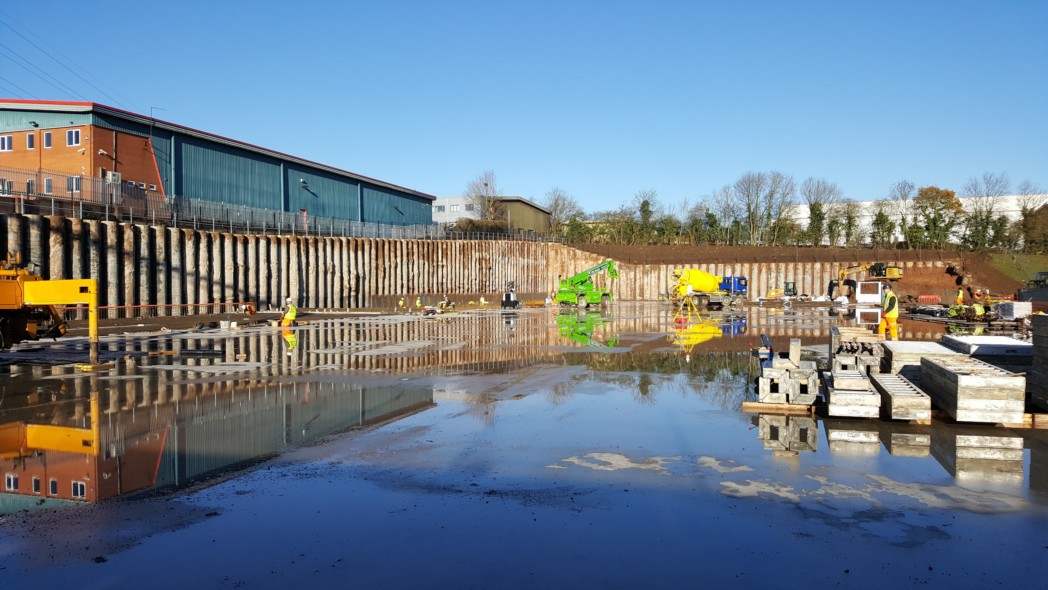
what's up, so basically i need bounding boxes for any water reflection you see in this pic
[0,362,433,512]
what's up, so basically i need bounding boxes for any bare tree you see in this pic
[800,177,842,246]
[961,171,1009,250]
[542,186,583,235]
[1016,180,1046,215]
[733,171,795,246]
[886,180,918,248]
[465,170,504,220]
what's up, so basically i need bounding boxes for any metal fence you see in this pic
[0,165,557,242]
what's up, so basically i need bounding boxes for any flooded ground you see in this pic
[1,302,1046,588]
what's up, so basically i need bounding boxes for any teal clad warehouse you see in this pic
[0,99,434,225]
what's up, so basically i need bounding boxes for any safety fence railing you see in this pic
[0,165,558,242]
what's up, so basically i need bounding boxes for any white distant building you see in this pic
[431,196,479,224]
[785,194,1045,243]
[431,195,552,235]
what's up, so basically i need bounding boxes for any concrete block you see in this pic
[831,370,871,391]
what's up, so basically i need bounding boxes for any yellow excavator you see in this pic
[827,262,903,300]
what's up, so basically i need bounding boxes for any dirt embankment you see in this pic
[573,244,1023,300]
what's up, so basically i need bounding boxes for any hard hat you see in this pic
[883,283,892,290]
[286,297,293,303]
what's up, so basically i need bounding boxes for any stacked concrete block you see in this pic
[870,373,932,421]
[757,338,819,406]
[880,341,963,382]
[941,335,1032,373]
[931,424,1024,484]
[757,414,818,453]
[920,356,1026,424]
[1031,315,1048,412]
[823,419,880,456]
[829,326,883,376]
[825,370,880,418]
[758,367,789,404]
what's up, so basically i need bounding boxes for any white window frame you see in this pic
[43,131,52,148]
[149,183,156,191]
[32,477,41,494]
[49,478,58,495]
[27,133,35,150]
[0,135,12,152]
[71,480,86,498]
[4,473,17,491]
[450,204,460,213]
[66,129,81,146]
[67,176,82,193]
[44,177,53,195]
[26,179,35,195]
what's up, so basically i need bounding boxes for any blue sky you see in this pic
[2,1,1045,214]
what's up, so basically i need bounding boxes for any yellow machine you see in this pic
[828,263,902,299]
[0,254,98,349]
[669,269,747,310]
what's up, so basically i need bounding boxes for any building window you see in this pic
[67,176,82,193]
[138,182,146,189]
[26,179,35,195]
[0,178,9,195]
[149,184,156,191]
[44,177,53,194]
[0,135,12,151]
[44,132,52,148]
[435,205,445,213]
[27,133,35,149]
[66,129,81,146]
[49,478,58,495]
[465,204,475,212]
[32,477,41,494]
[450,204,460,213]
[72,481,86,498]
[4,473,17,491]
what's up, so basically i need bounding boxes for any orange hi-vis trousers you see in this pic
[878,316,898,340]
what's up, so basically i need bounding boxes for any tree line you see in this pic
[456,170,1046,252]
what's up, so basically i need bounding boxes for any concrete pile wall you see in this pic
[2,213,954,312]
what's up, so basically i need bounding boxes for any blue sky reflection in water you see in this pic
[0,306,1046,588]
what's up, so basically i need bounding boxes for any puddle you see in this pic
[0,302,1044,587]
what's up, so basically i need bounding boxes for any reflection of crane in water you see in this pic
[556,309,619,348]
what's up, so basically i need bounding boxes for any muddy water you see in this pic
[0,303,1045,588]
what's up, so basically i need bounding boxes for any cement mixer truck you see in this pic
[669,269,747,310]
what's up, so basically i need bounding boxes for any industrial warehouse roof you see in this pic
[0,99,436,201]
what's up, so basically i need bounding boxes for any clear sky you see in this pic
[2,1,1045,214]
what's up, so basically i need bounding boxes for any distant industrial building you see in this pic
[0,99,434,225]
[432,195,551,235]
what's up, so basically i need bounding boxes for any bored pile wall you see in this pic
[1,213,954,312]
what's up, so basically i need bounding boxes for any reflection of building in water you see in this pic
[930,423,1024,485]
[822,419,881,456]
[755,414,817,453]
[0,370,432,509]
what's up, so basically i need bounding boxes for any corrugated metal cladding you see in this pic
[362,186,432,225]
[1,102,436,226]
[178,136,284,209]
[289,167,361,221]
